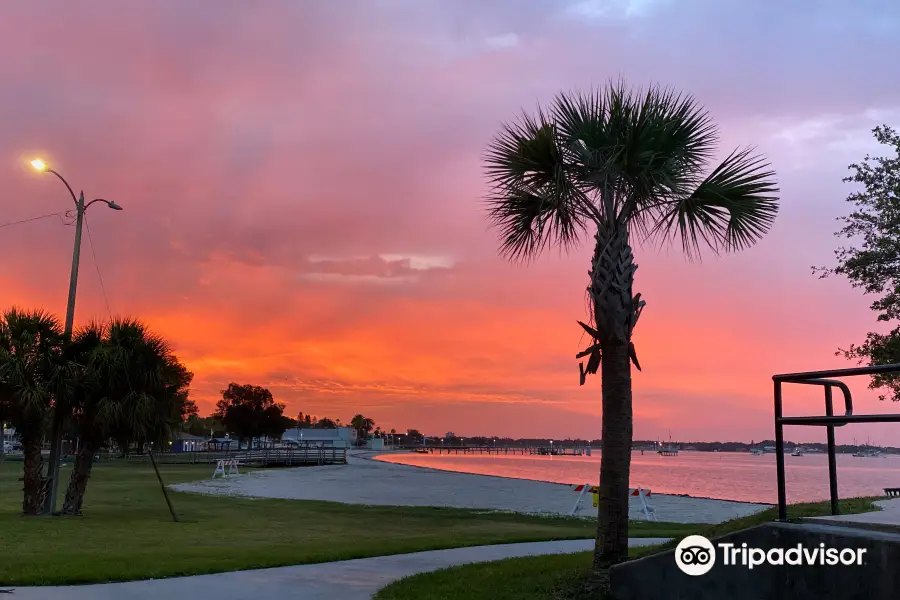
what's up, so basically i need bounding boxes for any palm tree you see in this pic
[0,308,67,515]
[61,318,192,515]
[484,83,779,573]
[58,321,105,516]
[350,414,375,446]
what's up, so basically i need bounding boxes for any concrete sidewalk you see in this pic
[807,497,900,527]
[6,538,668,600]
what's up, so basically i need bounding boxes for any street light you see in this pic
[30,158,123,516]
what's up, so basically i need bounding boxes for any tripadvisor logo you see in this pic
[675,535,868,576]
[675,535,716,576]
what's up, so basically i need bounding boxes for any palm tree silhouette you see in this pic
[484,82,778,573]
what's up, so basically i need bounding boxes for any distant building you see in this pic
[207,437,234,452]
[171,432,206,453]
[1,425,18,452]
[281,427,357,449]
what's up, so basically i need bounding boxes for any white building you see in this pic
[280,427,357,448]
[1,425,19,452]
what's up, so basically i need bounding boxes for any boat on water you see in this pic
[750,448,764,456]
[853,438,884,457]
[791,447,804,457]
[853,449,883,458]
[657,431,679,456]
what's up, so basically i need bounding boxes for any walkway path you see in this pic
[808,497,900,527]
[8,538,668,600]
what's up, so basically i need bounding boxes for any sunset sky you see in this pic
[1,1,899,443]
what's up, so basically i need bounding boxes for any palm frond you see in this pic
[550,84,720,224]
[652,147,779,257]
[484,82,779,264]
[485,185,587,262]
[0,307,65,433]
[484,110,588,262]
[60,315,190,446]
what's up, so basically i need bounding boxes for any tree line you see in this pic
[185,386,387,449]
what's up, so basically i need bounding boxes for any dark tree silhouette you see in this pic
[214,383,288,448]
[816,125,900,401]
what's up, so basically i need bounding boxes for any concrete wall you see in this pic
[610,522,900,600]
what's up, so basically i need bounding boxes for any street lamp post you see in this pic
[30,158,122,516]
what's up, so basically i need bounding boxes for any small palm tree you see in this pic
[61,318,192,515]
[350,414,376,446]
[484,83,779,573]
[0,308,67,515]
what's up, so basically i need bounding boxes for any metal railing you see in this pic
[773,363,900,520]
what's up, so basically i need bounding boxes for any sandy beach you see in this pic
[172,452,769,524]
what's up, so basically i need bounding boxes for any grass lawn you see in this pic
[0,459,688,585]
[374,497,885,600]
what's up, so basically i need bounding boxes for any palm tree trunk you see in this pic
[61,438,96,515]
[592,339,633,570]
[586,225,640,577]
[21,433,45,516]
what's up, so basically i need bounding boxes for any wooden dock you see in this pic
[413,445,590,456]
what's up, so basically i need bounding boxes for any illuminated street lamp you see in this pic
[30,158,123,515]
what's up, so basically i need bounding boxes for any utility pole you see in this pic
[30,158,122,516]
[43,191,84,515]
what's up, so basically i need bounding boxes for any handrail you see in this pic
[785,378,853,420]
[774,363,900,381]
[772,362,900,521]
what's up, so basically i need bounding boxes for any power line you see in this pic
[0,211,68,229]
[83,214,113,320]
